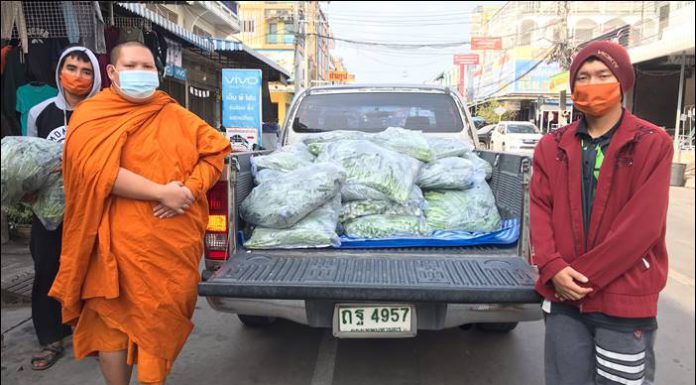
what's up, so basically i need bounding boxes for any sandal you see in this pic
[31,342,64,371]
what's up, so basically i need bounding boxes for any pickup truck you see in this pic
[198,84,542,337]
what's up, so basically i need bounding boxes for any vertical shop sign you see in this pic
[222,69,263,149]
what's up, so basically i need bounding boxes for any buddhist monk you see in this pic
[49,41,231,385]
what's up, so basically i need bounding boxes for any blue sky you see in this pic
[326,1,505,84]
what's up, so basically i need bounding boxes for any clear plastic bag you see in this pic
[254,169,286,186]
[423,182,501,233]
[371,127,433,162]
[316,140,421,204]
[240,162,346,229]
[245,195,341,249]
[341,184,426,208]
[1,137,65,230]
[251,143,315,173]
[462,152,493,181]
[340,200,423,222]
[427,137,474,159]
[417,157,482,190]
[343,214,424,239]
[303,131,367,155]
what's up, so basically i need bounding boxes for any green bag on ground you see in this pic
[316,140,421,204]
[343,214,424,239]
[245,195,341,249]
[423,183,501,233]
[240,162,345,229]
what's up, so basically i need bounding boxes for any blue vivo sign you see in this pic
[222,69,262,146]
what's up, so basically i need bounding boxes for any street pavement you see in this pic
[2,187,694,385]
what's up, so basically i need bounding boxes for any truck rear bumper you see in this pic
[205,297,543,330]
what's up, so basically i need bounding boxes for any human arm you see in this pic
[112,168,193,217]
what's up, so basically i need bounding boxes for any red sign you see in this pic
[453,54,479,65]
[471,37,502,50]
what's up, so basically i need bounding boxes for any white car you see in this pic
[489,121,542,155]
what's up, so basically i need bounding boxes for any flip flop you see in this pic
[31,343,64,371]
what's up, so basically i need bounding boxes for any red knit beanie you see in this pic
[569,40,635,94]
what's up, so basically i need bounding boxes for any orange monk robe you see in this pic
[49,88,230,383]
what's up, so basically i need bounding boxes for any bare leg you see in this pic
[98,350,133,385]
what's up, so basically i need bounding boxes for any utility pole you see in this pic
[304,1,311,89]
[293,3,302,95]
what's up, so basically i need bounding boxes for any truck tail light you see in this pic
[205,181,229,260]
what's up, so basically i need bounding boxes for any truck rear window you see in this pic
[293,92,464,133]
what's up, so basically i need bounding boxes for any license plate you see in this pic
[333,304,416,338]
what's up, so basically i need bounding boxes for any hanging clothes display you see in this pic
[16,82,58,135]
[0,1,29,54]
[1,46,27,128]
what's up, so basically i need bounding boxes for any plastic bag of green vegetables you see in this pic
[371,127,433,162]
[462,152,493,181]
[244,195,341,249]
[417,157,483,190]
[251,143,315,173]
[341,184,426,208]
[427,137,473,159]
[32,172,64,230]
[343,214,424,239]
[303,131,367,155]
[1,137,62,205]
[1,137,65,230]
[423,183,501,232]
[316,140,421,204]
[240,162,345,229]
[254,168,285,185]
[340,200,423,222]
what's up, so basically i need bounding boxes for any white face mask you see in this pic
[113,69,159,100]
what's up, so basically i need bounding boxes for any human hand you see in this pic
[551,267,593,301]
[155,182,194,217]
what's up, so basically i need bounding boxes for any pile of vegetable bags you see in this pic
[240,127,510,249]
[1,137,65,230]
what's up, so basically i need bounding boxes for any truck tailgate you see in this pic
[199,251,540,303]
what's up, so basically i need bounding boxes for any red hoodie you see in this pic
[530,110,673,318]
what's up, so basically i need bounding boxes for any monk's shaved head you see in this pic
[110,41,154,66]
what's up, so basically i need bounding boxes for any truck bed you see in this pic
[199,150,540,304]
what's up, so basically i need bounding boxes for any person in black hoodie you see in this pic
[25,45,101,370]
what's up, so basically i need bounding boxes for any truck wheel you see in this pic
[237,314,277,328]
[476,322,518,333]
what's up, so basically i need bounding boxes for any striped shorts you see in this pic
[544,309,656,385]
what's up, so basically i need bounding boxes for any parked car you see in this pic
[477,124,497,149]
[472,116,488,130]
[489,121,542,155]
[199,84,540,337]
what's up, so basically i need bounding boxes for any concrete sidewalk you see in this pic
[1,240,33,306]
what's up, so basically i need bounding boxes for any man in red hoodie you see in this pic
[531,40,673,385]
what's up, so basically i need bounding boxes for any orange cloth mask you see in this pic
[571,82,621,118]
[60,72,93,96]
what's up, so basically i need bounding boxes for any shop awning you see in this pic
[209,39,290,81]
[116,2,214,51]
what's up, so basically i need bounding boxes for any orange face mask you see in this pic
[571,82,621,118]
[60,72,93,96]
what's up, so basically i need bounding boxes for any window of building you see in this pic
[145,4,178,24]
[193,25,213,39]
[283,22,295,44]
[267,22,278,44]
[243,19,255,33]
